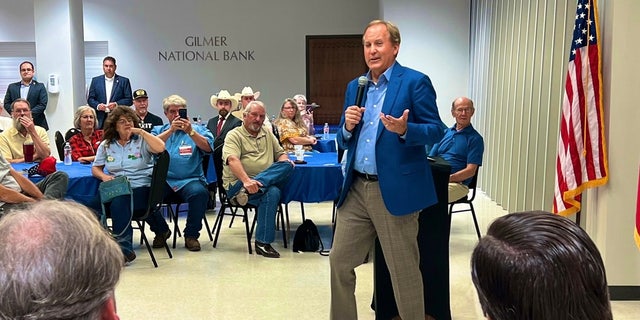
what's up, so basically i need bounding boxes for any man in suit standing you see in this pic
[206,90,242,193]
[3,61,49,130]
[330,20,445,320]
[87,56,133,128]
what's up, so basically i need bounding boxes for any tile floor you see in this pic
[115,192,640,319]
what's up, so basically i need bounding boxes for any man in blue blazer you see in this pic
[87,56,132,128]
[330,20,445,320]
[3,61,49,130]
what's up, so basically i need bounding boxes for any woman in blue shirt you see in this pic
[92,106,170,263]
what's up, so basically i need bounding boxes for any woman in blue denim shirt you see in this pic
[92,106,170,263]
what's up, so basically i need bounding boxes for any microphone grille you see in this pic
[358,76,368,86]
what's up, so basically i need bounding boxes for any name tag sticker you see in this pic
[179,145,193,157]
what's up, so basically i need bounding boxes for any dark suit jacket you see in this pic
[87,74,133,128]
[336,62,446,216]
[3,80,49,130]
[207,114,242,187]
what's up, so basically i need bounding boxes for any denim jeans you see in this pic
[109,187,170,255]
[165,180,208,239]
[227,161,294,243]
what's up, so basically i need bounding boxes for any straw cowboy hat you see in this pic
[210,90,239,110]
[234,86,261,100]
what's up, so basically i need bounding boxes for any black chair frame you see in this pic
[448,168,481,239]
[133,150,173,267]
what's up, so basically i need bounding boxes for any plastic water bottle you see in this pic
[197,115,202,125]
[63,142,72,165]
[323,123,329,140]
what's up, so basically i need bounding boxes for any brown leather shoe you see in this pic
[255,241,280,258]
[152,230,171,248]
[185,237,201,251]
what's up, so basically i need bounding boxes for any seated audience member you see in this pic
[0,99,50,163]
[429,97,484,202]
[471,211,613,320]
[0,200,123,320]
[274,98,317,152]
[0,152,68,215]
[293,94,315,135]
[68,106,104,163]
[0,154,69,215]
[92,106,171,263]
[132,88,163,132]
[223,100,295,258]
[206,90,242,192]
[152,94,214,252]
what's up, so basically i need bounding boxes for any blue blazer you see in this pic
[336,63,446,216]
[87,74,133,128]
[3,80,49,130]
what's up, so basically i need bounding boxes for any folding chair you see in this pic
[133,150,173,267]
[448,168,481,239]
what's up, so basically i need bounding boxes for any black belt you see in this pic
[354,171,378,181]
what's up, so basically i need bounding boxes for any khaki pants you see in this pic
[330,177,424,320]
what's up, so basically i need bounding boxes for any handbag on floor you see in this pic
[98,176,133,228]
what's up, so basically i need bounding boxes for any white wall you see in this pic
[382,0,471,126]
[81,0,378,121]
[591,0,640,286]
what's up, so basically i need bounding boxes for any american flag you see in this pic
[553,0,608,216]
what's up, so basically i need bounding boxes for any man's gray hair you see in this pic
[0,200,123,319]
[243,100,265,116]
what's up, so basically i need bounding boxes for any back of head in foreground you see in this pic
[0,200,123,320]
[471,210,612,320]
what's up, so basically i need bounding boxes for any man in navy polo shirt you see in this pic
[429,97,484,202]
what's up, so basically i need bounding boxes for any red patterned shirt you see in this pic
[68,130,103,161]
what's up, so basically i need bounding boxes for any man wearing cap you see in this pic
[0,153,68,216]
[206,90,242,194]
[132,89,163,132]
[0,99,50,163]
[152,94,214,251]
[87,56,133,128]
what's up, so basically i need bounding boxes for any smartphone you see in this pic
[178,109,188,119]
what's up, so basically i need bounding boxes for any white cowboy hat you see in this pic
[210,90,239,110]
[234,86,261,100]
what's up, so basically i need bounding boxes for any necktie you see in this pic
[216,116,225,136]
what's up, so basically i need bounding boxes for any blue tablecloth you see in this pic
[12,162,100,206]
[312,133,337,153]
[282,152,344,203]
[13,157,217,206]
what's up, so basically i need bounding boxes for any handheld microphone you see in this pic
[355,76,368,107]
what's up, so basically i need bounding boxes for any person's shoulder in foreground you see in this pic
[471,210,612,320]
[0,200,123,320]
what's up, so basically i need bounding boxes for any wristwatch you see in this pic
[189,129,195,136]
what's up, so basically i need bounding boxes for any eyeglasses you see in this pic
[454,107,473,114]
[117,118,133,125]
[20,68,33,72]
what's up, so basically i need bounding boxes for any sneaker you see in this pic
[255,241,280,258]
[124,251,136,264]
[152,230,171,248]
[230,188,248,206]
[185,237,201,251]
